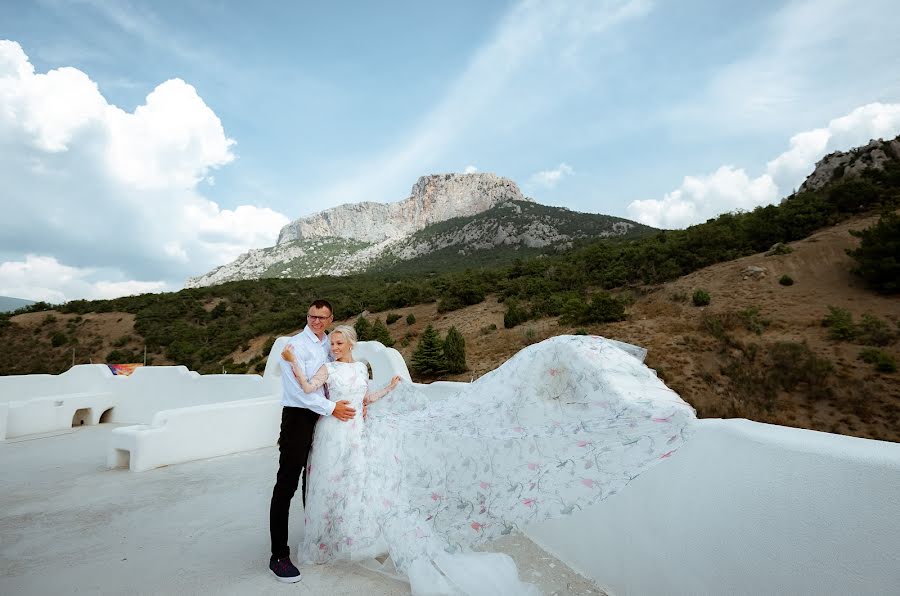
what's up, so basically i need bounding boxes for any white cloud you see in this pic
[529,162,574,189]
[464,165,478,174]
[0,255,169,303]
[628,167,778,229]
[628,102,900,229]
[0,40,289,299]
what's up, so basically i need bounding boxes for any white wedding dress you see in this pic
[301,335,696,595]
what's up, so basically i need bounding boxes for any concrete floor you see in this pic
[0,424,606,595]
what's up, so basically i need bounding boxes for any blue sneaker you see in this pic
[269,556,302,583]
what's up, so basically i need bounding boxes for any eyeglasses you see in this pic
[307,314,332,322]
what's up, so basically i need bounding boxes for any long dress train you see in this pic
[303,335,696,594]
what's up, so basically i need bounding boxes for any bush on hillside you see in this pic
[692,289,711,307]
[561,292,627,325]
[411,325,445,376]
[859,348,897,373]
[406,313,416,325]
[847,211,900,293]
[369,318,395,347]
[779,274,794,286]
[354,316,373,341]
[503,299,530,329]
[443,326,467,374]
[386,313,401,325]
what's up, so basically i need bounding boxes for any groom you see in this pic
[268,299,356,583]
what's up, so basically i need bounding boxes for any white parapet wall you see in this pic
[524,418,900,596]
[0,364,113,403]
[108,396,282,472]
[107,365,279,423]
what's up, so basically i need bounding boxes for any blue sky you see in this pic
[1,0,899,302]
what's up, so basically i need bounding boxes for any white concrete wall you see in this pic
[107,366,278,424]
[5,392,117,438]
[525,418,900,596]
[109,397,281,472]
[0,364,113,403]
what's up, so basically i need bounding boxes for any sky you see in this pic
[1,0,900,303]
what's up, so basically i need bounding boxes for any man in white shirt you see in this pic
[268,299,356,583]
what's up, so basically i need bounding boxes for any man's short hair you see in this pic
[309,299,333,314]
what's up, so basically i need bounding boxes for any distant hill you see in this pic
[186,173,653,287]
[0,296,35,313]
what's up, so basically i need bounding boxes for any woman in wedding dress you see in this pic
[284,328,696,595]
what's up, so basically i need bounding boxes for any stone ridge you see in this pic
[798,135,900,193]
[275,172,526,244]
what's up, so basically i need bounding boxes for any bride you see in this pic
[283,326,696,595]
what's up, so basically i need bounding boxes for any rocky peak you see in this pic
[798,135,900,193]
[276,172,526,245]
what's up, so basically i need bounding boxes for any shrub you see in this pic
[504,300,530,329]
[386,313,402,325]
[779,274,794,286]
[859,348,897,373]
[51,332,67,347]
[561,292,627,325]
[847,212,900,293]
[670,291,688,303]
[443,326,467,374]
[692,289,711,307]
[737,306,769,335]
[262,336,276,357]
[354,316,373,341]
[574,328,588,335]
[822,306,856,341]
[480,324,497,335]
[369,318,395,347]
[766,243,793,256]
[856,314,894,346]
[406,313,416,325]
[411,325,445,376]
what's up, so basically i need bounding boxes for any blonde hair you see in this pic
[330,325,357,348]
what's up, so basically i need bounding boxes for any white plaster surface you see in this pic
[0,425,605,595]
[525,418,900,596]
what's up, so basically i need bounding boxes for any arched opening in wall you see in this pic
[72,408,92,427]
[99,408,114,423]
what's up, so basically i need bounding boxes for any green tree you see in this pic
[443,326,467,374]
[370,318,395,347]
[406,313,416,325]
[354,316,373,341]
[848,212,900,293]
[411,324,445,376]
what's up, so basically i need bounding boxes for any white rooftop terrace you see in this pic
[0,423,605,595]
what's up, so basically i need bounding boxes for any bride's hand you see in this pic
[281,344,296,363]
[388,375,402,391]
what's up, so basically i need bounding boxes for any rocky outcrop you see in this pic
[276,173,526,244]
[185,173,650,288]
[799,136,900,193]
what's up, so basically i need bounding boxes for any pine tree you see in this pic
[443,326,467,374]
[370,318,395,347]
[411,324,445,376]
[354,316,372,341]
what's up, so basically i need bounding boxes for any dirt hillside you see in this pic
[6,214,898,441]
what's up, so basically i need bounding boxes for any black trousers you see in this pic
[269,406,319,560]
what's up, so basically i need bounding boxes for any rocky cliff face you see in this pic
[276,173,526,244]
[799,136,900,193]
[185,173,648,288]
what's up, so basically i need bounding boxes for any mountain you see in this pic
[0,296,35,313]
[186,173,652,287]
[799,135,900,192]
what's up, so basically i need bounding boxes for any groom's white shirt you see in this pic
[279,325,335,416]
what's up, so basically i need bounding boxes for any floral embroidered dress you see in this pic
[300,360,386,563]
[304,335,696,595]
